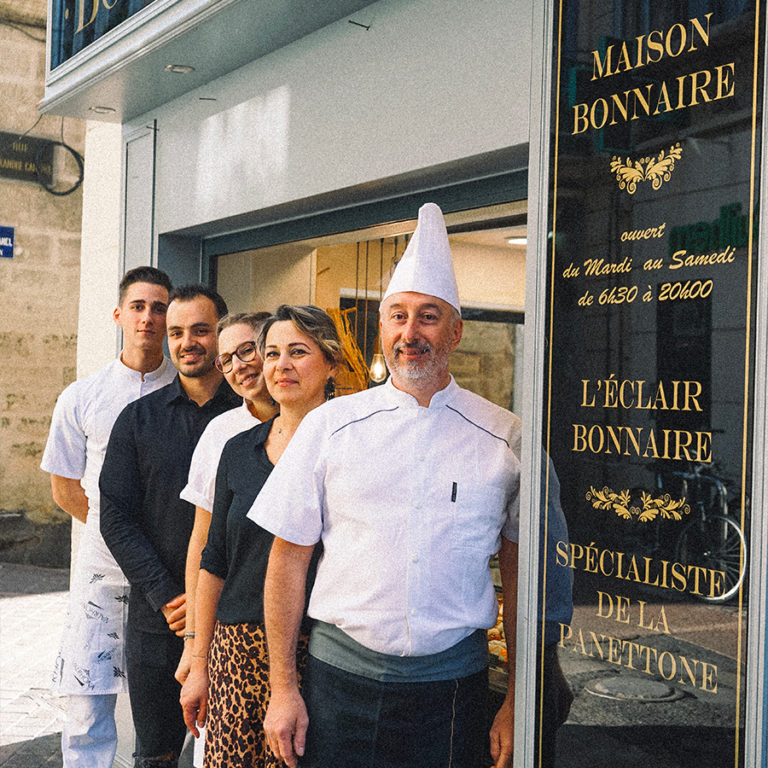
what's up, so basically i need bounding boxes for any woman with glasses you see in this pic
[175,312,278,685]
[180,305,344,768]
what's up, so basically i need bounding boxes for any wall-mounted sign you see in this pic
[0,133,54,186]
[0,227,14,259]
[49,0,157,69]
[540,2,762,766]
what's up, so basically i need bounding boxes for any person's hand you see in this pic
[180,665,209,738]
[161,593,186,636]
[489,696,514,768]
[263,686,309,768]
[175,641,193,684]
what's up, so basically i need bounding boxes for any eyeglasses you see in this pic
[215,342,259,373]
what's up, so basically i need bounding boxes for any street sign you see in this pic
[0,227,14,259]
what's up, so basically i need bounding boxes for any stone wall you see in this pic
[0,1,85,566]
[453,321,518,411]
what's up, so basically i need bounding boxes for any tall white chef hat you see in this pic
[381,202,461,315]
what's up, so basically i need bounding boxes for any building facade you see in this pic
[0,0,84,566]
[42,0,767,765]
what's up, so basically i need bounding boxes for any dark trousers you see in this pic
[301,656,488,768]
[534,643,572,768]
[125,621,188,766]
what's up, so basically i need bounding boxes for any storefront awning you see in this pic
[41,0,375,122]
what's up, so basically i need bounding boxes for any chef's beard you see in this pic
[384,338,452,383]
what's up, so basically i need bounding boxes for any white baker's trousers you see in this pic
[61,693,118,768]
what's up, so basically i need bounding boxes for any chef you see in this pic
[249,202,520,768]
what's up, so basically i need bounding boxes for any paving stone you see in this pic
[0,564,68,765]
[0,734,62,768]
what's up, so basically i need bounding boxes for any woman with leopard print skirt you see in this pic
[179,305,345,766]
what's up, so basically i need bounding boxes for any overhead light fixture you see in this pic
[89,105,115,114]
[164,64,195,74]
[369,238,388,384]
[507,236,527,246]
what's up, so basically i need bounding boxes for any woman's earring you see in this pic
[324,377,336,400]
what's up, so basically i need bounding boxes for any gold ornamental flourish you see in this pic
[634,490,691,522]
[610,143,683,194]
[586,486,691,522]
[586,486,632,519]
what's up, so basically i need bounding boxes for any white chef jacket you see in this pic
[180,401,260,511]
[248,376,521,658]
[41,357,176,694]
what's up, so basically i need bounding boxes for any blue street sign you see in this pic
[0,226,14,259]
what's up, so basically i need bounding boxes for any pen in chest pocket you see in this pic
[451,482,457,502]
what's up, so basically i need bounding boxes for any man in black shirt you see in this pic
[101,285,240,768]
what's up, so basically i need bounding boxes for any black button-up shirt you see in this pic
[100,374,240,633]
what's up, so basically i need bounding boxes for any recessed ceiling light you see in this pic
[165,64,195,74]
[507,237,527,246]
[89,105,116,114]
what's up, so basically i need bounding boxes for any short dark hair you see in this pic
[258,305,344,366]
[169,284,228,319]
[118,266,172,304]
[217,311,271,337]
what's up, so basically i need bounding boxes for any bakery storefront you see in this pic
[43,0,767,766]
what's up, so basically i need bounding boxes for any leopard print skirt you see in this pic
[204,621,309,768]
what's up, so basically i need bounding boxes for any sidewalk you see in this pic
[0,562,743,768]
[0,562,69,767]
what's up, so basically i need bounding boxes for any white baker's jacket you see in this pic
[41,356,176,694]
[248,376,521,658]
[41,357,176,529]
[180,400,259,511]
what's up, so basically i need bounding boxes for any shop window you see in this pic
[214,204,527,409]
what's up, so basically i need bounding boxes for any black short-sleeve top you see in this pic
[200,417,317,630]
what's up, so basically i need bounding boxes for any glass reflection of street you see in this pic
[556,593,744,767]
